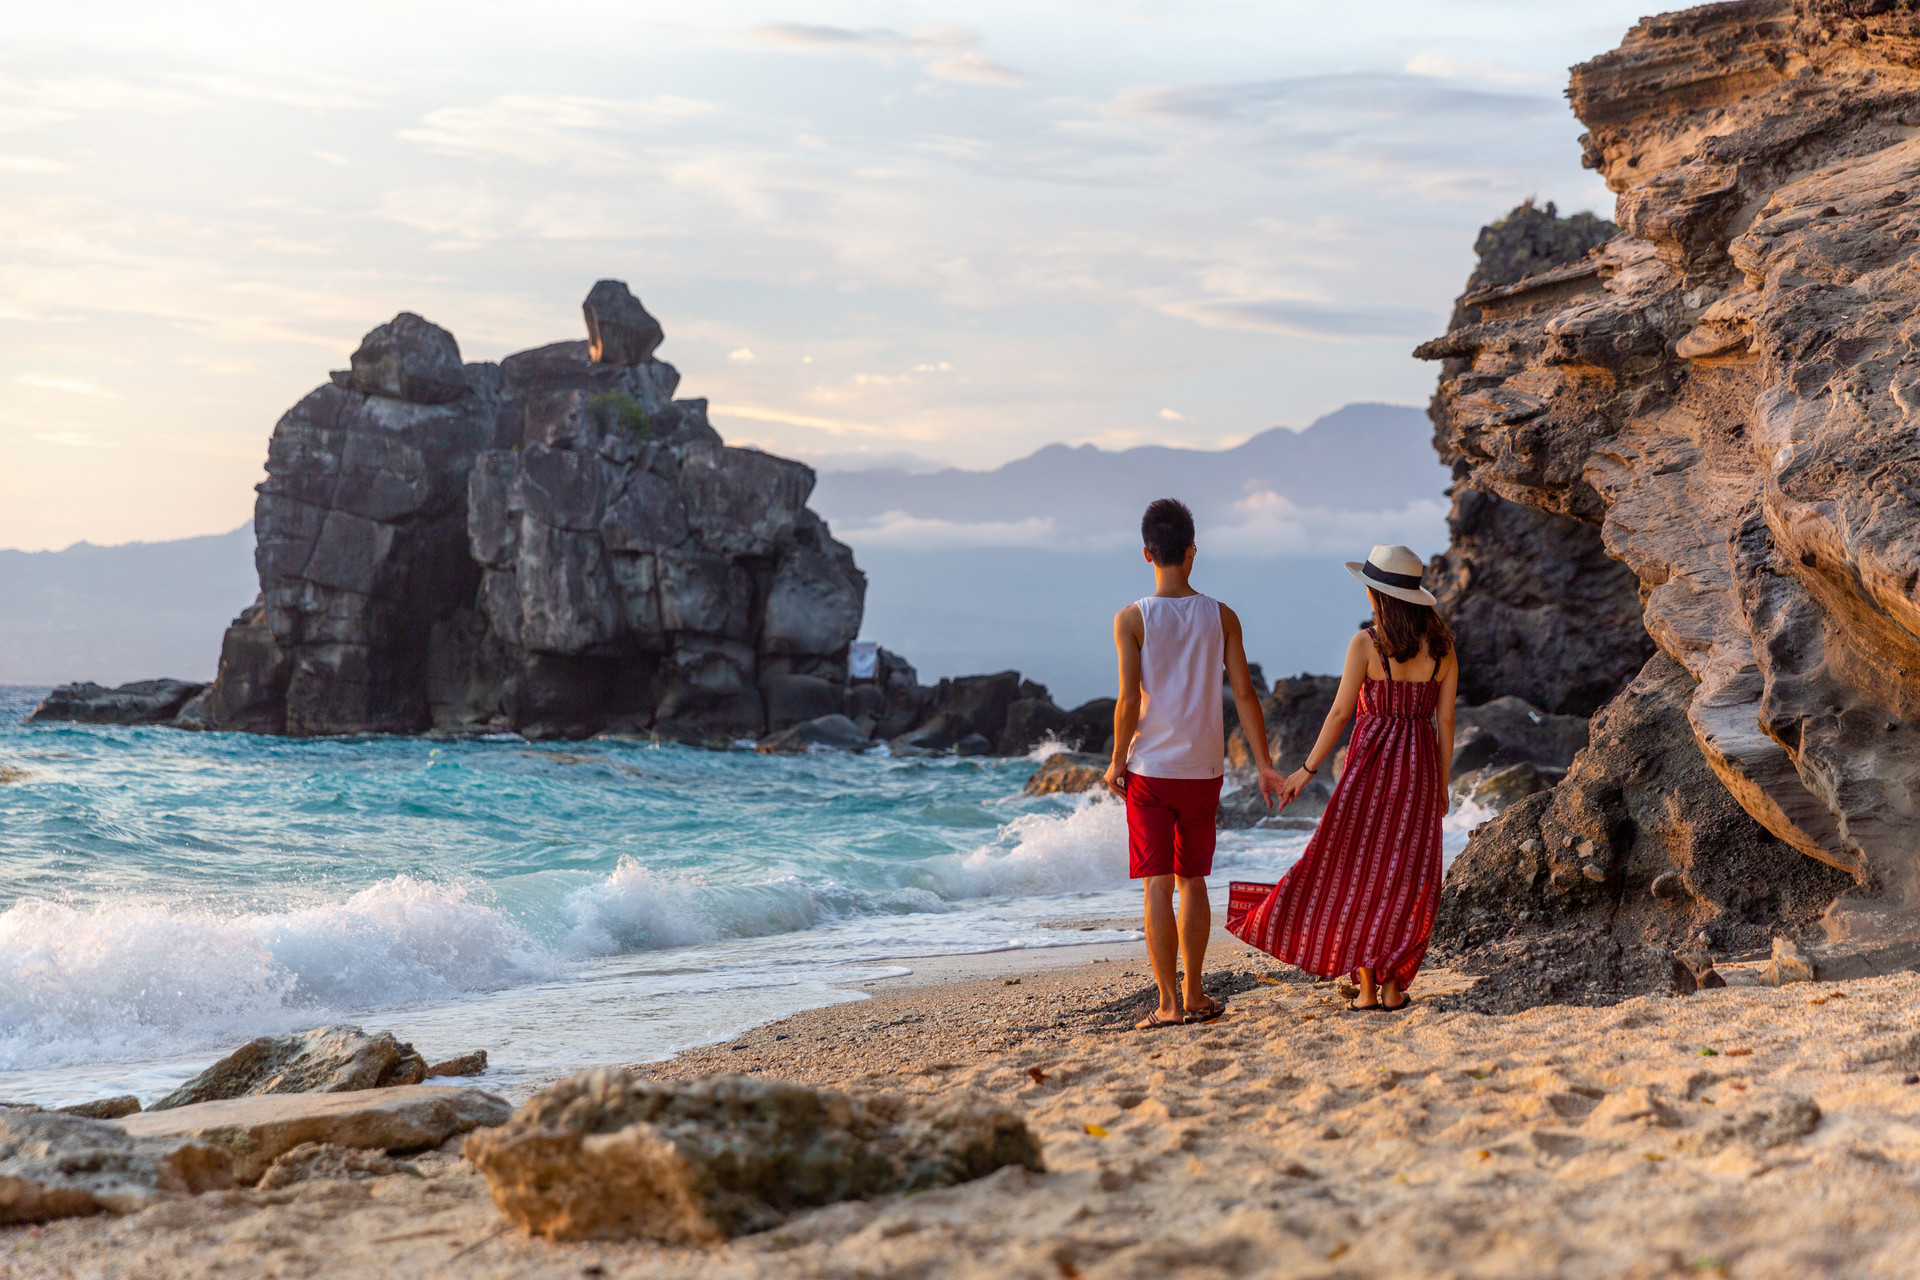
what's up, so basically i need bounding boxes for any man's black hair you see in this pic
[1141,498,1195,566]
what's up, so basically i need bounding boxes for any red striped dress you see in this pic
[1227,635,1445,989]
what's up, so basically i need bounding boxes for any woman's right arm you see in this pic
[1282,631,1369,804]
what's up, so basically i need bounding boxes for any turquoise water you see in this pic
[0,686,1343,1104]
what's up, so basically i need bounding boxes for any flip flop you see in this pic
[1344,999,1384,1013]
[1136,1011,1184,1030]
[1184,997,1225,1024]
[1379,996,1414,1012]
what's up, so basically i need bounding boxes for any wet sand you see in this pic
[9,933,1920,1279]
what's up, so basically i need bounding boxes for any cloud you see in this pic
[398,93,718,174]
[925,53,1027,86]
[1404,54,1552,87]
[311,150,350,167]
[0,74,206,132]
[32,431,105,447]
[165,72,376,111]
[1203,493,1449,558]
[16,374,116,398]
[1158,408,1186,421]
[0,155,66,173]
[749,23,1026,86]
[1163,297,1441,340]
[728,347,756,362]
[835,511,1091,551]
[709,402,893,439]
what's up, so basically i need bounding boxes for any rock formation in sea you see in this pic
[1426,0,1920,996]
[23,283,1081,752]
[159,285,863,743]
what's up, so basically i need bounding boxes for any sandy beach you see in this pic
[9,924,1920,1280]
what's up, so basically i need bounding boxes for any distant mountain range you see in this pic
[811,402,1447,556]
[0,526,255,686]
[0,403,1449,703]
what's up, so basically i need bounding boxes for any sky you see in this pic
[0,0,1656,552]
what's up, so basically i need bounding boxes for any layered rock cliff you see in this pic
[180,284,864,743]
[1428,0,1920,989]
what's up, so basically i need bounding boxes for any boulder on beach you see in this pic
[25,679,207,725]
[122,1084,510,1185]
[346,311,469,405]
[464,1069,1043,1243]
[0,1107,231,1225]
[148,1025,429,1111]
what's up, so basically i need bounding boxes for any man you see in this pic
[1105,498,1284,1029]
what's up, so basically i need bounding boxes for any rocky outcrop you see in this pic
[1425,0,1920,992]
[174,281,866,743]
[1426,201,1653,717]
[464,1070,1043,1243]
[149,1025,433,1111]
[1023,751,1107,796]
[26,679,206,725]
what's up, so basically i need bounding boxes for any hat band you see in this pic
[1362,561,1423,591]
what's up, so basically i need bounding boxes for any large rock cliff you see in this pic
[1427,0,1920,990]
[180,284,865,743]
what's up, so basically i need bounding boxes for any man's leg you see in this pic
[1142,875,1181,1025]
[1176,875,1210,1014]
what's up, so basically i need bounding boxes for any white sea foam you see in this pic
[0,877,557,1071]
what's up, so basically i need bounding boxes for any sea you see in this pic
[0,685,1489,1106]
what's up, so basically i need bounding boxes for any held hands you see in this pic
[1255,763,1287,810]
[1280,767,1316,807]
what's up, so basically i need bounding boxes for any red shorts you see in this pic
[1124,773,1223,879]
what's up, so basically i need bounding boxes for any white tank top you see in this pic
[1126,594,1225,779]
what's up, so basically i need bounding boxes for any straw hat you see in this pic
[1345,544,1436,606]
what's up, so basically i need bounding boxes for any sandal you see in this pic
[1379,996,1414,1012]
[1136,1010,1184,1030]
[1344,999,1384,1013]
[1184,997,1225,1024]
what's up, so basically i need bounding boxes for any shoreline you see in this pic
[12,938,1920,1276]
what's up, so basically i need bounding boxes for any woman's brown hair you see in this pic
[1366,588,1454,665]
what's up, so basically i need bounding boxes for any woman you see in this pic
[1226,543,1456,1012]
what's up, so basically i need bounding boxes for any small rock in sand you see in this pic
[465,1069,1044,1243]
[1764,937,1816,986]
[425,1050,489,1079]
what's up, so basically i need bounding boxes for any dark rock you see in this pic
[464,1070,1044,1242]
[923,671,1022,744]
[1064,698,1116,754]
[1451,761,1548,813]
[583,280,664,366]
[1431,654,1853,1012]
[891,711,965,755]
[148,1025,428,1112]
[195,284,866,743]
[763,674,842,731]
[1023,752,1107,796]
[26,679,206,725]
[1429,488,1652,717]
[953,733,994,757]
[347,312,469,404]
[757,714,871,754]
[999,697,1076,755]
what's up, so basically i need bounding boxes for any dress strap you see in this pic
[1430,649,1444,682]
[1366,627,1392,682]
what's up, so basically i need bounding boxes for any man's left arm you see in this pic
[1220,604,1284,808]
